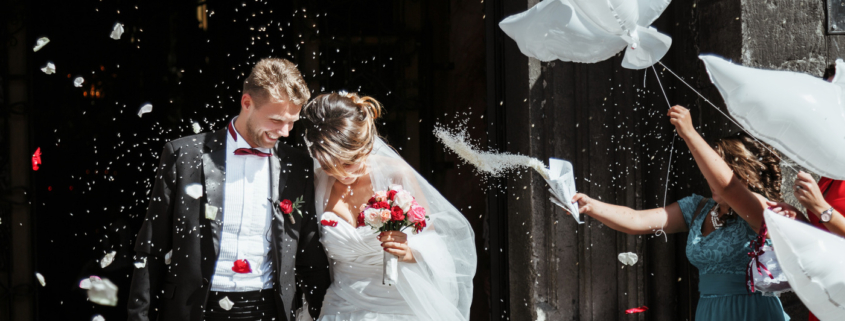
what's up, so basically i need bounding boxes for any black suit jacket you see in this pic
[127,129,330,321]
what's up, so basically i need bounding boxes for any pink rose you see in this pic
[379,209,392,223]
[408,204,426,223]
[374,191,388,203]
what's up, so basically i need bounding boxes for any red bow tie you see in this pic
[234,148,271,157]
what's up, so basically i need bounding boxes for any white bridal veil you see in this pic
[313,137,477,320]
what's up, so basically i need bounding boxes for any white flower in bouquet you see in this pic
[393,190,414,212]
[389,184,403,192]
[364,208,385,229]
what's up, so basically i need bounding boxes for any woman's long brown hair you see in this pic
[713,133,783,202]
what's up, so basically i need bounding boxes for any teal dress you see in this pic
[679,194,790,321]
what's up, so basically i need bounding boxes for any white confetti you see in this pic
[110,23,124,40]
[434,125,547,178]
[86,276,119,306]
[100,251,117,269]
[73,77,84,87]
[219,296,234,311]
[134,257,147,269]
[41,62,55,75]
[35,272,46,286]
[192,122,202,134]
[92,315,105,321]
[618,252,638,266]
[205,204,219,220]
[185,184,203,199]
[137,104,153,117]
[79,277,92,289]
[164,249,172,265]
[33,37,50,52]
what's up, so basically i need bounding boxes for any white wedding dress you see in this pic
[308,138,477,321]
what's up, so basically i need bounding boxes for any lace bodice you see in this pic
[680,194,759,275]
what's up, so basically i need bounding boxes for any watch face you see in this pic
[821,213,832,223]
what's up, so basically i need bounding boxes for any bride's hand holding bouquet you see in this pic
[358,184,429,285]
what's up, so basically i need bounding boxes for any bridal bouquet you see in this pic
[358,184,428,285]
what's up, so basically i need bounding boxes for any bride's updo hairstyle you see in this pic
[302,92,383,178]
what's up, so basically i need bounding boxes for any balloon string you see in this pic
[651,66,674,242]
[654,61,793,173]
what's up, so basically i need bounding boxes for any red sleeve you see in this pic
[822,179,845,214]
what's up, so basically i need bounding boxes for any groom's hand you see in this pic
[379,231,416,263]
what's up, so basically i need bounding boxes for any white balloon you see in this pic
[765,210,845,320]
[497,0,573,62]
[499,0,672,69]
[700,55,845,180]
[569,0,640,37]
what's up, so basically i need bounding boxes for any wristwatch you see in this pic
[820,207,835,223]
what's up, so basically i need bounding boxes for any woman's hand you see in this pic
[794,171,832,218]
[379,231,416,263]
[667,105,696,139]
[572,193,596,215]
[766,201,804,221]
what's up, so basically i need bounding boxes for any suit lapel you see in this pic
[274,147,290,201]
[200,129,227,279]
[270,145,296,319]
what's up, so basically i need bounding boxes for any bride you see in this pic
[299,92,476,320]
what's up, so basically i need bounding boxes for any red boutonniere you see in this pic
[320,219,338,227]
[269,195,305,224]
[232,259,251,274]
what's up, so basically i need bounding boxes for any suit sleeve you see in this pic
[127,142,177,321]
[295,167,331,320]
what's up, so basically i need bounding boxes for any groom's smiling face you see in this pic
[239,93,301,149]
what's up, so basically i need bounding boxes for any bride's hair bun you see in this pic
[301,92,383,178]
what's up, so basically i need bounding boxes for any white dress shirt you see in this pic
[210,118,274,291]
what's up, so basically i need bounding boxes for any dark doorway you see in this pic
[19,0,490,320]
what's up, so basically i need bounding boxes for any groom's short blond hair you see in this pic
[243,58,311,106]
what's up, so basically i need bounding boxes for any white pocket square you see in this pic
[205,204,219,220]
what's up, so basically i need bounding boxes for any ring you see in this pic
[795,185,802,190]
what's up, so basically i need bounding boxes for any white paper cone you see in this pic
[383,251,398,286]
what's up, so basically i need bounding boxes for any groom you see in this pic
[127,58,330,321]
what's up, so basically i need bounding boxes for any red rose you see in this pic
[374,201,390,209]
[390,206,405,221]
[387,190,398,201]
[368,197,376,204]
[414,220,427,234]
[357,211,366,227]
[279,199,293,214]
[232,259,252,273]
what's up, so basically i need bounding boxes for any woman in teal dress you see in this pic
[569,105,791,320]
